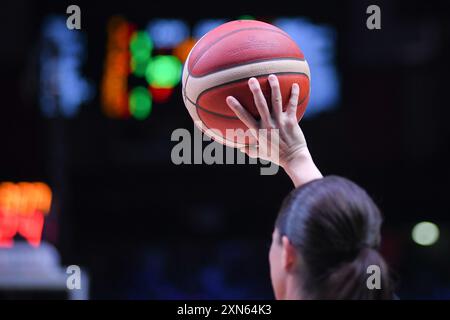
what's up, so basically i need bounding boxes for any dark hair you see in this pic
[275,176,393,299]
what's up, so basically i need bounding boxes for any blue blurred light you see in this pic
[40,16,93,118]
[274,18,340,118]
[147,19,189,49]
[193,19,227,39]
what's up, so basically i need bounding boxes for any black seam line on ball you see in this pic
[191,71,309,118]
[185,95,239,119]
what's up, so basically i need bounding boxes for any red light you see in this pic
[149,86,174,103]
[0,210,18,248]
[17,211,45,247]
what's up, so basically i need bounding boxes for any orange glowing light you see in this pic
[0,182,52,247]
[101,16,133,119]
[173,37,197,63]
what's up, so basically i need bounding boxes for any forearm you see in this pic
[282,148,323,188]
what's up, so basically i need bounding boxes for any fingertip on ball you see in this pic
[226,96,236,106]
[248,77,258,87]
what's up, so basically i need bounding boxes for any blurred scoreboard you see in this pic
[39,15,340,121]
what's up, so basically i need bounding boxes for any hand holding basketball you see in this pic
[226,74,307,168]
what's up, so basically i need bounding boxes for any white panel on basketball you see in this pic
[184,58,310,102]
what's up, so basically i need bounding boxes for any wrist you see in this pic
[281,147,323,188]
[280,146,311,170]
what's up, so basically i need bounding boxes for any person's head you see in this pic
[269,176,393,300]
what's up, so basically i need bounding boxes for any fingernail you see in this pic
[268,74,276,81]
[248,78,258,89]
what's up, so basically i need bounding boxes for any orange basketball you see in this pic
[182,20,310,148]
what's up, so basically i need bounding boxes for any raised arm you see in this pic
[225,74,322,188]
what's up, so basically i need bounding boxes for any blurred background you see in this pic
[0,0,449,299]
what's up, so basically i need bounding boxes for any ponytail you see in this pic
[318,248,393,300]
[276,176,395,300]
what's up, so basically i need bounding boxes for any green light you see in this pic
[412,221,439,246]
[131,57,150,77]
[129,86,152,120]
[145,55,182,88]
[130,31,153,62]
[130,31,153,77]
[238,15,255,20]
